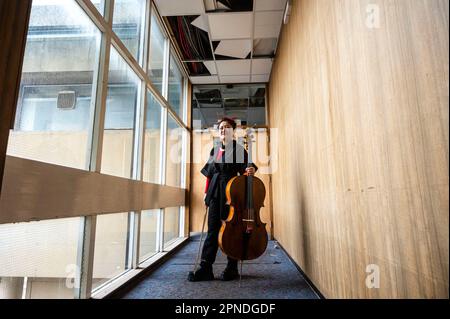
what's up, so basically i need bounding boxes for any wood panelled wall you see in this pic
[268,0,448,298]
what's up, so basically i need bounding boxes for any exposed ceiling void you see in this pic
[166,16,213,74]
[193,84,267,128]
[205,0,254,12]
[155,0,287,84]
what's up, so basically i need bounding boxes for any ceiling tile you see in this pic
[253,38,277,57]
[252,58,272,74]
[215,39,253,59]
[191,15,209,32]
[254,11,284,38]
[203,61,217,75]
[255,0,288,11]
[154,0,205,16]
[190,76,220,84]
[220,75,251,83]
[208,12,253,40]
[251,74,270,82]
[216,60,251,76]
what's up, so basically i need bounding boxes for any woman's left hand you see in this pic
[245,167,256,176]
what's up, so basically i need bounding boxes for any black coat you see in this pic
[201,140,258,220]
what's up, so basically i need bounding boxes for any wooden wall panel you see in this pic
[268,0,448,298]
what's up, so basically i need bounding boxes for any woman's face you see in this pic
[219,121,234,143]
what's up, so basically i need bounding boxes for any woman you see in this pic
[188,117,257,282]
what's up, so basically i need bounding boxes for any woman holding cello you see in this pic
[188,117,258,282]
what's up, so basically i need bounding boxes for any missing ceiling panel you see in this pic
[224,98,249,108]
[206,0,254,12]
[250,97,265,107]
[195,88,222,100]
[197,100,223,108]
[253,38,277,57]
[185,62,211,75]
[251,87,266,97]
[192,84,267,128]
[166,16,213,63]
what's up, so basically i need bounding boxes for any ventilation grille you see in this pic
[57,91,76,110]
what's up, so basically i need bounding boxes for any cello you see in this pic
[218,128,268,261]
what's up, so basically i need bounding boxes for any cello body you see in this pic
[218,171,268,261]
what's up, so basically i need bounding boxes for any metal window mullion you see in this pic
[158,36,169,248]
[129,0,152,270]
[129,82,145,269]
[76,0,114,300]
[156,208,164,252]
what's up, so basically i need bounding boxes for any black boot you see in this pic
[220,260,239,281]
[188,262,214,282]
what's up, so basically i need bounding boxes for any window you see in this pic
[1,0,188,299]
[89,0,105,16]
[7,0,102,170]
[143,91,162,184]
[0,218,81,299]
[113,0,146,63]
[168,53,184,120]
[139,210,159,263]
[148,12,166,95]
[165,115,184,188]
[100,47,140,178]
[163,207,180,248]
[92,212,130,291]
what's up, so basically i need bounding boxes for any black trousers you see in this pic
[200,199,237,269]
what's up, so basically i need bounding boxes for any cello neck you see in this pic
[246,129,254,213]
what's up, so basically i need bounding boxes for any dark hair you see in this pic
[217,117,237,130]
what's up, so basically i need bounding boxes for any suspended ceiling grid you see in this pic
[154,0,287,84]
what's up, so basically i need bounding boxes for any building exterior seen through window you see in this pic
[2,0,187,299]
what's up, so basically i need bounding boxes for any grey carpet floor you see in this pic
[122,235,319,299]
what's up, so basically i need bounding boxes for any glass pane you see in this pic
[165,115,184,188]
[101,47,140,178]
[92,213,130,291]
[168,53,184,120]
[113,0,146,63]
[139,210,158,263]
[6,0,101,170]
[163,207,180,248]
[0,218,81,299]
[89,0,105,15]
[148,12,166,94]
[143,91,162,184]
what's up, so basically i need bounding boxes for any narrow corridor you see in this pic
[121,235,319,299]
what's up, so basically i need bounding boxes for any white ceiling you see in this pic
[154,0,287,85]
